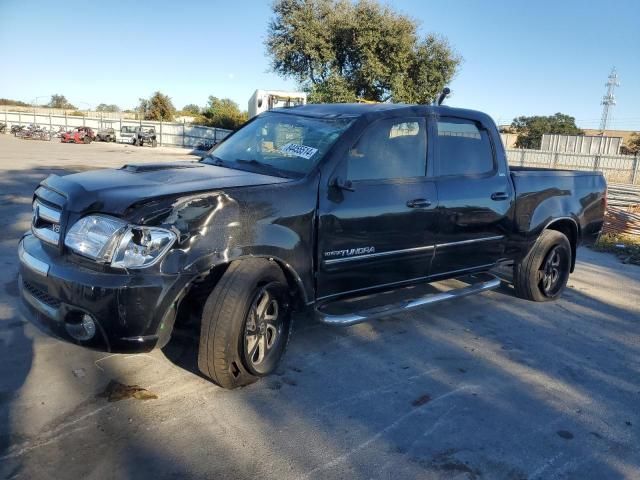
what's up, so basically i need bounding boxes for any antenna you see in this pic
[599,67,619,132]
[436,87,451,106]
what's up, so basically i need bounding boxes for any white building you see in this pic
[248,90,307,118]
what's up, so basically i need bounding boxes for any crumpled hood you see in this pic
[42,161,290,215]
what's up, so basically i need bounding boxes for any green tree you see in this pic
[511,113,583,150]
[96,103,120,113]
[307,75,357,103]
[266,0,461,103]
[47,94,76,109]
[200,97,248,130]
[138,92,176,121]
[182,104,201,115]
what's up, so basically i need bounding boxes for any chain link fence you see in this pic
[506,148,640,185]
[1,110,232,149]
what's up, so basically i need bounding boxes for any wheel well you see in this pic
[174,263,229,329]
[270,259,307,310]
[174,258,306,330]
[546,219,578,272]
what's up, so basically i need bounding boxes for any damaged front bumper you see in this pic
[18,234,189,353]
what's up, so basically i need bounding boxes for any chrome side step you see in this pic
[315,273,501,326]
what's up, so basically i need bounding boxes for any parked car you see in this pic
[18,103,606,389]
[96,127,117,142]
[118,125,157,147]
[196,140,217,151]
[61,127,95,144]
[118,125,137,144]
[133,126,157,147]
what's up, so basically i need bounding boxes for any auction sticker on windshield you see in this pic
[280,143,319,160]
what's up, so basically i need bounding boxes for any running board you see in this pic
[315,273,501,326]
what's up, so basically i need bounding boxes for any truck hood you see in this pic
[42,161,291,215]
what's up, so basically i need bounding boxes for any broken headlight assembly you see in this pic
[64,215,176,269]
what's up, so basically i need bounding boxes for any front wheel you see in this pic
[198,259,292,389]
[513,230,571,302]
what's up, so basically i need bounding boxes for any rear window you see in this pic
[437,118,494,176]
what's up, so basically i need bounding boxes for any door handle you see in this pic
[406,198,432,208]
[490,192,509,201]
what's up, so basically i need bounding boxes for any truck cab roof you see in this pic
[276,103,493,124]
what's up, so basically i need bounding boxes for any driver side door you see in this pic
[316,117,438,300]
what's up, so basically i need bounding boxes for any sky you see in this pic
[1,0,639,130]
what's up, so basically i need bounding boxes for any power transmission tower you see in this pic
[599,67,619,132]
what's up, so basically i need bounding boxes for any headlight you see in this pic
[65,215,176,269]
[64,215,127,262]
[111,226,176,269]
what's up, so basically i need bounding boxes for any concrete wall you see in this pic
[541,134,622,155]
[1,110,231,148]
[506,148,640,185]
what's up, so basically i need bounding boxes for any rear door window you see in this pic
[436,118,495,176]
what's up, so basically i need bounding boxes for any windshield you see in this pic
[202,112,354,178]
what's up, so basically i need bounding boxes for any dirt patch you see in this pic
[424,449,481,479]
[412,394,431,407]
[98,380,158,402]
[557,430,574,440]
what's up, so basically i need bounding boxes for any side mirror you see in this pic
[332,176,355,192]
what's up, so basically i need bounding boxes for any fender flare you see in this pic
[543,216,580,272]
[185,253,311,307]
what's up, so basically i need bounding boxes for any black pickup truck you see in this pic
[18,103,606,389]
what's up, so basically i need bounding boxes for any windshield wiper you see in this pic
[234,159,289,178]
[201,154,226,167]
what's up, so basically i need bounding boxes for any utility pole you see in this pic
[599,67,620,132]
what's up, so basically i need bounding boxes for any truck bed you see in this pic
[509,166,607,247]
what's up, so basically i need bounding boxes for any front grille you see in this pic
[32,187,64,246]
[22,280,61,309]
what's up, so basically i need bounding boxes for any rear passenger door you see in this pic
[430,116,512,276]
[316,117,438,299]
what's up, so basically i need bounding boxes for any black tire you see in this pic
[514,230,571,302]
[198,258,292,389]
[83,135,91,144]
[132,138,138,146]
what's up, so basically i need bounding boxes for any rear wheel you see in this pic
[198,259,292,389]
[514,230,571,302]
[83,135,91,144]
